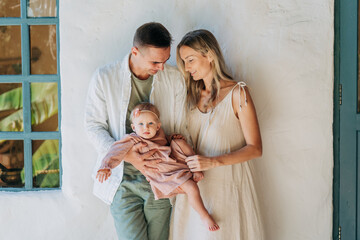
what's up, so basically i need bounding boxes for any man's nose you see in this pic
[157,63,164,71]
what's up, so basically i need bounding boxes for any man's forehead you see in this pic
[141,46,170,61]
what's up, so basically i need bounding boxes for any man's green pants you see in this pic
[110,171,172,240]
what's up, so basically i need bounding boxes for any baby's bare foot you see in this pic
[202,215,220,231]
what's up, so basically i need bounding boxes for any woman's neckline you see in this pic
[196,82,238,114]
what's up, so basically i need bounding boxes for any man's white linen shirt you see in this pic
[85,54,188,204]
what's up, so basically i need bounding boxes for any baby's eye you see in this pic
[138,123,144,126]
[148,122,153,125]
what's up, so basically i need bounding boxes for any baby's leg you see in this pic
[180,179,220,231]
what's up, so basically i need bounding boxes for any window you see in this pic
[0,0,60,190]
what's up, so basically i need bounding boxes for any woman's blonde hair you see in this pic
[176,29,233,108]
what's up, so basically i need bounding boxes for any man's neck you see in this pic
[129,54,150,80]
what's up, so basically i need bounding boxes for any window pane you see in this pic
[30,25,57,75]
[31,82,58,131]
[0,0,21,18]
[0,25,22,75]
[27,0,57,17]
[0,83,23,132]
[0,140,24,188]
[32,139,59,188]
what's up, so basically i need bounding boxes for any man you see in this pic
[85,22,188,239]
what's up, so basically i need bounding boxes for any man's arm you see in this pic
[84,69,115,154]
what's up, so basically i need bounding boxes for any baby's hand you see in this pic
[170,134,186,141]
[96,169,111,183]
[193,172,204,182]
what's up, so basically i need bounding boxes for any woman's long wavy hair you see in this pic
[176,29,234,109]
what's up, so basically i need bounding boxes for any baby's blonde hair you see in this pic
[130,102,161,123]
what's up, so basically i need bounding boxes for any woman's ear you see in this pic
[207,51,214,63]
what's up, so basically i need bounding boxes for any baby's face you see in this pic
[131,112,161,139]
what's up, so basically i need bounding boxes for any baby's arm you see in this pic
[96,169,111,183]
[96,135,136,183]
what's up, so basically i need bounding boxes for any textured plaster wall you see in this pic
[0,1,334,239]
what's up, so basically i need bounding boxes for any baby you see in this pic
[96,103,219,231]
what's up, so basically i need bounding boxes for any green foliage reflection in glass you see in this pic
[31,82,58,131]
[0,83,59,187]
[20,139,59,188]
[0,82,58,131]
[0,84,23,131]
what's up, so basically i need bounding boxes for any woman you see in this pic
[169,30,264,239]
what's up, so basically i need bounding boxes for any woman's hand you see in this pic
[169,134,186,141]
[185,155,217,172]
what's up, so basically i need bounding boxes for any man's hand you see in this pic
[123,142,162,174]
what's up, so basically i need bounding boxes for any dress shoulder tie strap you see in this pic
[234,81,247,112]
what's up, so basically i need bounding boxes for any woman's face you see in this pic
[179,45,213,82]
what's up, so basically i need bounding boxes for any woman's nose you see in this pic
[185,64,190,72]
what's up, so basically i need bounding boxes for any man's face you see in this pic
[131,46,171,78]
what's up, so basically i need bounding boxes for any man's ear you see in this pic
[131,124,135,131]
[131,46,139,56]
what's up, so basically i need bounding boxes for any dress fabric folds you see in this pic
[170,84,264,240]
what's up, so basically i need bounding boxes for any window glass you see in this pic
[0,25,22,75]
[27,0,57,18]
[0,140,24,188]
[31,82,58,131]
[0,83,23,132]
[32,139,59,188]
[30,25,57,75]
[0,0,21,18]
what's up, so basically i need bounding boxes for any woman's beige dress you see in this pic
[170,83,263,240]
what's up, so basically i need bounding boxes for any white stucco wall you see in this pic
[0,0,334,239]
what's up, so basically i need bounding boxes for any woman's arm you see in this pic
[185,85,262,171]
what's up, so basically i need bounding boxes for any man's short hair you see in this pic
[133,22,173,48]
